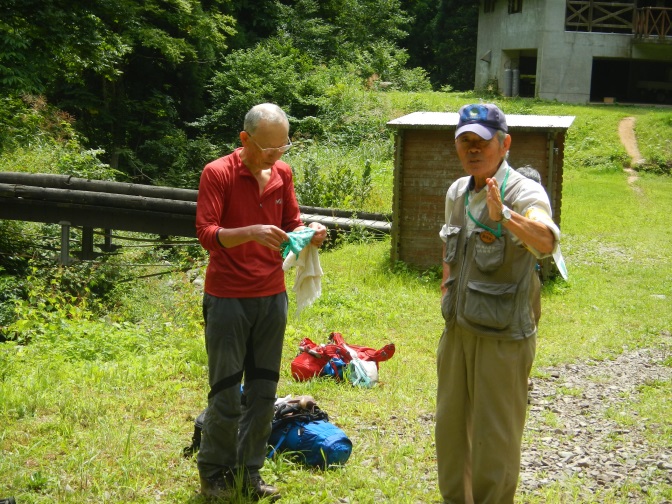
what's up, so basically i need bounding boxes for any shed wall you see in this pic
[392,129,565,270]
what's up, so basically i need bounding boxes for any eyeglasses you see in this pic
[245,132,292,154]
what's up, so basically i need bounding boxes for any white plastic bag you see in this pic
[346,358,378,388]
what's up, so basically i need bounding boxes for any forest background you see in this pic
[0,0,476,187]
[1,1,671,503]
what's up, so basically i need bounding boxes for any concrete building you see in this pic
[475,0,672,104]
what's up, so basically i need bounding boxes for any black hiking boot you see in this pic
[244,473,281,502]
[200,469,234,499]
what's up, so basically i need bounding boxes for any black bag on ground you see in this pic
[183,409,206,458]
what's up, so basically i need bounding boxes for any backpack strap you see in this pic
[268,428,290,458]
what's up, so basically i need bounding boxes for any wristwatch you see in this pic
[499,205,512,224]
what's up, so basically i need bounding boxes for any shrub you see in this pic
[0,95,76,150]
[0,94,118,180]
[352,41,431,92]
[196,36,323,142]
[128,132,221,188]
[293,151,372,209]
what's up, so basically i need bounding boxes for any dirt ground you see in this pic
[619,117,644,190]
[521,342,672,501]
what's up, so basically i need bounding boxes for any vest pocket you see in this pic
[441,277,457,322]
[473,230,505,272]
[443,226,461,265]
[463,281,517,330]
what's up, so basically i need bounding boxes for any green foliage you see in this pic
[352,41,432,92]
[0,94,118,180]
[0,220,130,342]
[1,0,435,182]
[287,139,393,212]
[197,36,321,141]
[0,273,24,333]
[1,256,126,344]
[478,78,503,99]
[0,0,236,183]
[294,153,372,209]
[402,0,478,90]
[197,35,425,148]
[123,130,221,188]
[564,111,630,173]
[194,0,430,148]
[0,1,130,92]
[0,221,33,276]
[2,93,672,504]
[0,95,76,151]
[277,0,410,64]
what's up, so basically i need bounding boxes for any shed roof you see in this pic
[387,112,575,132]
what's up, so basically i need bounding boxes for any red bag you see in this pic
[328,332,395,364]
[290,337,349,381]
[290,351,329,381]
[290,332,395,381]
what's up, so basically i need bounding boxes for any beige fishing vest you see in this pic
[441,170,540,340]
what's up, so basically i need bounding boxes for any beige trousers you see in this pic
[435,323,536,504]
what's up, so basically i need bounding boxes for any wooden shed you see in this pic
[386,111,575,273]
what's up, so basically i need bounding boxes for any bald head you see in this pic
[244,103,289,134]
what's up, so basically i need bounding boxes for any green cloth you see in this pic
[281,228,316,259]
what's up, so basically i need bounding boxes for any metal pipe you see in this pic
[0,172,197,201]
[0,183,196,215]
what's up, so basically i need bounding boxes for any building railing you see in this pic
[634,7,672,40]
[565,2,671,40]
[565,1,634,33]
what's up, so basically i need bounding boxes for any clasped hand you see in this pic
[307,222,327,247]
[252,222,327,251]
[485,177,504,222]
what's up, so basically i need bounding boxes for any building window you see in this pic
[484,0,496,13]
[509,0,523,13]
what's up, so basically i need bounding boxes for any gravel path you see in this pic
[520,335,672,502]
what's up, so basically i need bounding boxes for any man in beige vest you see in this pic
[436,103,560,503]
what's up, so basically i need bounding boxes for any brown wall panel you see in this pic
[391,126,569,271]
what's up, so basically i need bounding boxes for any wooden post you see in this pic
[103,228,113,252]
[59,221,71,266]
[82,227,94,260]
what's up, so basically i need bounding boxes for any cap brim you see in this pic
[455,124,497,140]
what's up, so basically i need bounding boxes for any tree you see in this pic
[276,0,410,66]
[0,0,130,92]
[431,0,478,90]
[399,0,478,90]
[0,0,235,183]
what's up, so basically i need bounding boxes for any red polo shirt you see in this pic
[195,148,303,298]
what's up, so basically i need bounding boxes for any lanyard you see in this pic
[465,167,510,238]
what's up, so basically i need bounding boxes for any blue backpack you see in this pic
[267,397,352,469]
[184,397,352,469]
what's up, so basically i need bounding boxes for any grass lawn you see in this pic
[1,95,671,503]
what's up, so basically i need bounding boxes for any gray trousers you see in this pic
[197,292,287,478]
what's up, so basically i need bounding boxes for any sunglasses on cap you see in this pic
[458,104,507,132]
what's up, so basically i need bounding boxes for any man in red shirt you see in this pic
[195,103,327,501]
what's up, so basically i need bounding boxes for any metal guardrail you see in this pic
[0,172,391,263]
